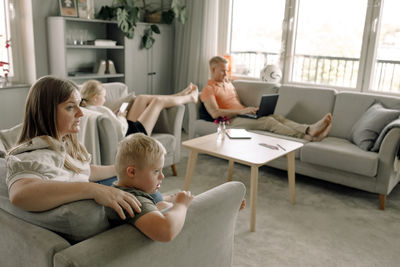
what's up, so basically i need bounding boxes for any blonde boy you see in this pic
[107,133,193,242]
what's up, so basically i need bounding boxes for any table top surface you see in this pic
[182,132,304,166]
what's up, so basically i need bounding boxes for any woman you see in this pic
[80,80,198,136]
[6,76,141,220]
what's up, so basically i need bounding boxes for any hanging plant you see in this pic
[97,0,187,49]
[142,24,160,49]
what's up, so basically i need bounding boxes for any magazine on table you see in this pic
[225,129,252,139]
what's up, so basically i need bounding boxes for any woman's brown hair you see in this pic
[14,76,90,172]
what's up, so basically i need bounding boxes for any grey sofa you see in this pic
[188,80,400,209]
[0,154,245,266]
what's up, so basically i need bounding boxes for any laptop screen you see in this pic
[257,94,279,117]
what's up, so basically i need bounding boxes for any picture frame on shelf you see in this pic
[77,0,95,19]
[59,0,78,17]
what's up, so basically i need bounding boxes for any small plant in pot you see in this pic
[97,0,187,49]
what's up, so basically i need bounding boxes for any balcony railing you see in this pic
[231,51,400,93]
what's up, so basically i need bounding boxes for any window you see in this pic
[371,0,400,93]
[230,0,285,78]
[0,0,12,79]
[291,0,367,88]
[229,0,400,95]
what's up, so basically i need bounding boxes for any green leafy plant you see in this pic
[142,24,160,49]
[97,0,187,49]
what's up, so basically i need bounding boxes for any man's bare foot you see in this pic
[312,124,331,142]
[239,199,246,211]
[303,134,314,141]
[307,113,332,137]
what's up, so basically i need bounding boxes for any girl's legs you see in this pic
[126,83,198,135]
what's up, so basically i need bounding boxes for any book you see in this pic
[94,39,117,46]
[225,129,252,139]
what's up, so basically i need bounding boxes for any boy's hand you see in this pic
[174,191,194,207]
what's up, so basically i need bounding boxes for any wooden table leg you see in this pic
[184,150,198,190]
[250,165,259,232]
[286,151,296,204]
[227,160,234,181]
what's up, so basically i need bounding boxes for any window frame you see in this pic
[230,0,400,96]
[0,0,13,78]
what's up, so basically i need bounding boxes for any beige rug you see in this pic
[161,144,400,267]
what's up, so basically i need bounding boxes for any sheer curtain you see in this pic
[173,0,232,131]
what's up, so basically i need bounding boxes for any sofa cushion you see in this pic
[274,85,336,125]
[330,92,400,140]
[0,158,110,242]
[0,124,22,152]
[350,103,400,151]
[300,137,379,177]
[233,80,280,107]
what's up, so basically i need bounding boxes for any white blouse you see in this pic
[6,136,91,189]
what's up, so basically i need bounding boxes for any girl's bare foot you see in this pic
[176,83,197,96]
[308,113,332,137]
[190,86,199,103]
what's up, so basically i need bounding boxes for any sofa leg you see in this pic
[171,164,178,176]
[379,194,386,210]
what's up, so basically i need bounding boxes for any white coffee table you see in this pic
[182,132,303,232]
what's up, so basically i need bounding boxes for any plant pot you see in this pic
[145,11,162,23]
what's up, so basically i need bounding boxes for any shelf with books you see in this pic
[47,16,125,84]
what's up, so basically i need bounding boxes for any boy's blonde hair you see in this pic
[115,133,166,178]
[209,56,228,68]
[80,80,105,107]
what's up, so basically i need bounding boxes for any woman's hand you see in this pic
[90,183,142,219]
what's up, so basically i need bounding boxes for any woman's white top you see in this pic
[6,136,91,189]
[85,105,128,137]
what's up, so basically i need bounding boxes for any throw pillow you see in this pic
[351,103,400,151]
[0,159,110,242]
[199,102,214,122]
[0,124,22,152]
[370,117,400,152]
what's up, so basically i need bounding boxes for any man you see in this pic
[200,56,332,141]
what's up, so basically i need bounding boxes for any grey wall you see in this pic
[1,0,171,130]
[0,86,30,129]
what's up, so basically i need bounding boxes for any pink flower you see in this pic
[214,116,231,124]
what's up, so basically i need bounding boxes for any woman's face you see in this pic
[56,89,83,139]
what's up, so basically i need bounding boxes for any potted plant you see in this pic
[97,0,186,49]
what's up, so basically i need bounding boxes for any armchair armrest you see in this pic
[153,104,185,162]
[188,101,200,139]
[0,209,70,267]
[53,181,245,267]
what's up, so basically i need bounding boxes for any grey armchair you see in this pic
[82,82,185,175]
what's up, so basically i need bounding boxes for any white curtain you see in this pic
[173,0,232,131]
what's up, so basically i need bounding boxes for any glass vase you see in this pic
[217,121,226,140]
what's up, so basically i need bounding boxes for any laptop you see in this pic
[238,94,279,119]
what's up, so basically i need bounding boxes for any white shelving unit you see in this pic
[47,16,125,83]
